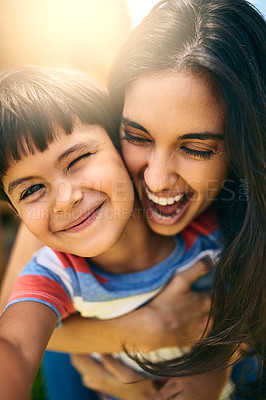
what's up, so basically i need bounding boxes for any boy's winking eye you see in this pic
[56,142,98,167]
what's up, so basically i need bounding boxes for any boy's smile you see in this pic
[57,203,105,233]
[3,124,134,257]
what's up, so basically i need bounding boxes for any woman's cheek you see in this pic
[121,143,144,175]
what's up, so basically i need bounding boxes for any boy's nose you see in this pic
[52,181,83,214]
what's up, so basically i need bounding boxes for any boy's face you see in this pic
[3,124,134,257]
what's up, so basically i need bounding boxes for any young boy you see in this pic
[0,66,229,400]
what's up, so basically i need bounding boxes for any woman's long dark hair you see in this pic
[108,0,266,382]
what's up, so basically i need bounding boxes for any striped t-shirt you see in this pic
[7,209,222,399]
[8,209,221,321]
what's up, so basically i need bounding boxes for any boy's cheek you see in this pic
[111,179,134,203]
[18,206,49,225]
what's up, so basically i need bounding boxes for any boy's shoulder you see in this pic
[33,247,90,273]
[179,207,221,252]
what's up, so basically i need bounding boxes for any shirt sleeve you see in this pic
[6,247,76,322]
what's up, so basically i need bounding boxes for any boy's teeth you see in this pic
[145,188,183,205]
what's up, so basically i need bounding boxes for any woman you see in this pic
[106,0,266,396]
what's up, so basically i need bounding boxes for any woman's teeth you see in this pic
[145,187,184,205]
[151,207,182,220]
[144,186,191,221]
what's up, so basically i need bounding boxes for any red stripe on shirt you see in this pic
[53,250,108,283]
[9,275,75,319]
[182,208,219,251]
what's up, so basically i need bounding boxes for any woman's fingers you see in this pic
[166,257,213,293]
[152,379,182,400]
[141,257,213,348]
[71,354,98,375]
[101,354,143,382]
[71,354,144,385]
[71,354,114,388]
[71,354,158,399]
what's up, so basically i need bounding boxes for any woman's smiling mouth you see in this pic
[143,186,193,224]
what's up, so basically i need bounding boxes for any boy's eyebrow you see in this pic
[56,142,94,165]
[8,176,37,195]
[121,117,224,141]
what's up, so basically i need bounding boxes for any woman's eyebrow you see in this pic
[178,132,224,141]
[121,117,150,135]
[121,118,224,142]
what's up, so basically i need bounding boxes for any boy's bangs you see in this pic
[0,100,76,176]
[0,66,119,182]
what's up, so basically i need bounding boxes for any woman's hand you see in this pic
[131,259,212,352]
[71,354,158,400]
[47,259,212,354]
[152,368,231,400]
[71,351,230,400]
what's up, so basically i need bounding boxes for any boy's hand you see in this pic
[71,354,158,400]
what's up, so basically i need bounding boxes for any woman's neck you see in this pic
[90,200,175,274]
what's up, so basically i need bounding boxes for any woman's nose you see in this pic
[143,151,179,192]
[52,181,83,214]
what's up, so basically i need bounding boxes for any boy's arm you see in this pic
[0,338,30,400]
[0,301,58,400]
[0,223,43,313]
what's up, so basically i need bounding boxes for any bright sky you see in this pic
[249,0,266,16]
[126,0,265,28]
[125,0,158,27]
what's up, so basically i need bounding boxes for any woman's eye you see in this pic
[181,147,214,160]
[67,152,92,170]
[20,184,45,201]
[121,131,151,144]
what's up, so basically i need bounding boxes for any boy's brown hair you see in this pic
[0,66,119,203]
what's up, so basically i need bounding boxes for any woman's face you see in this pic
[120,71,228,236]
